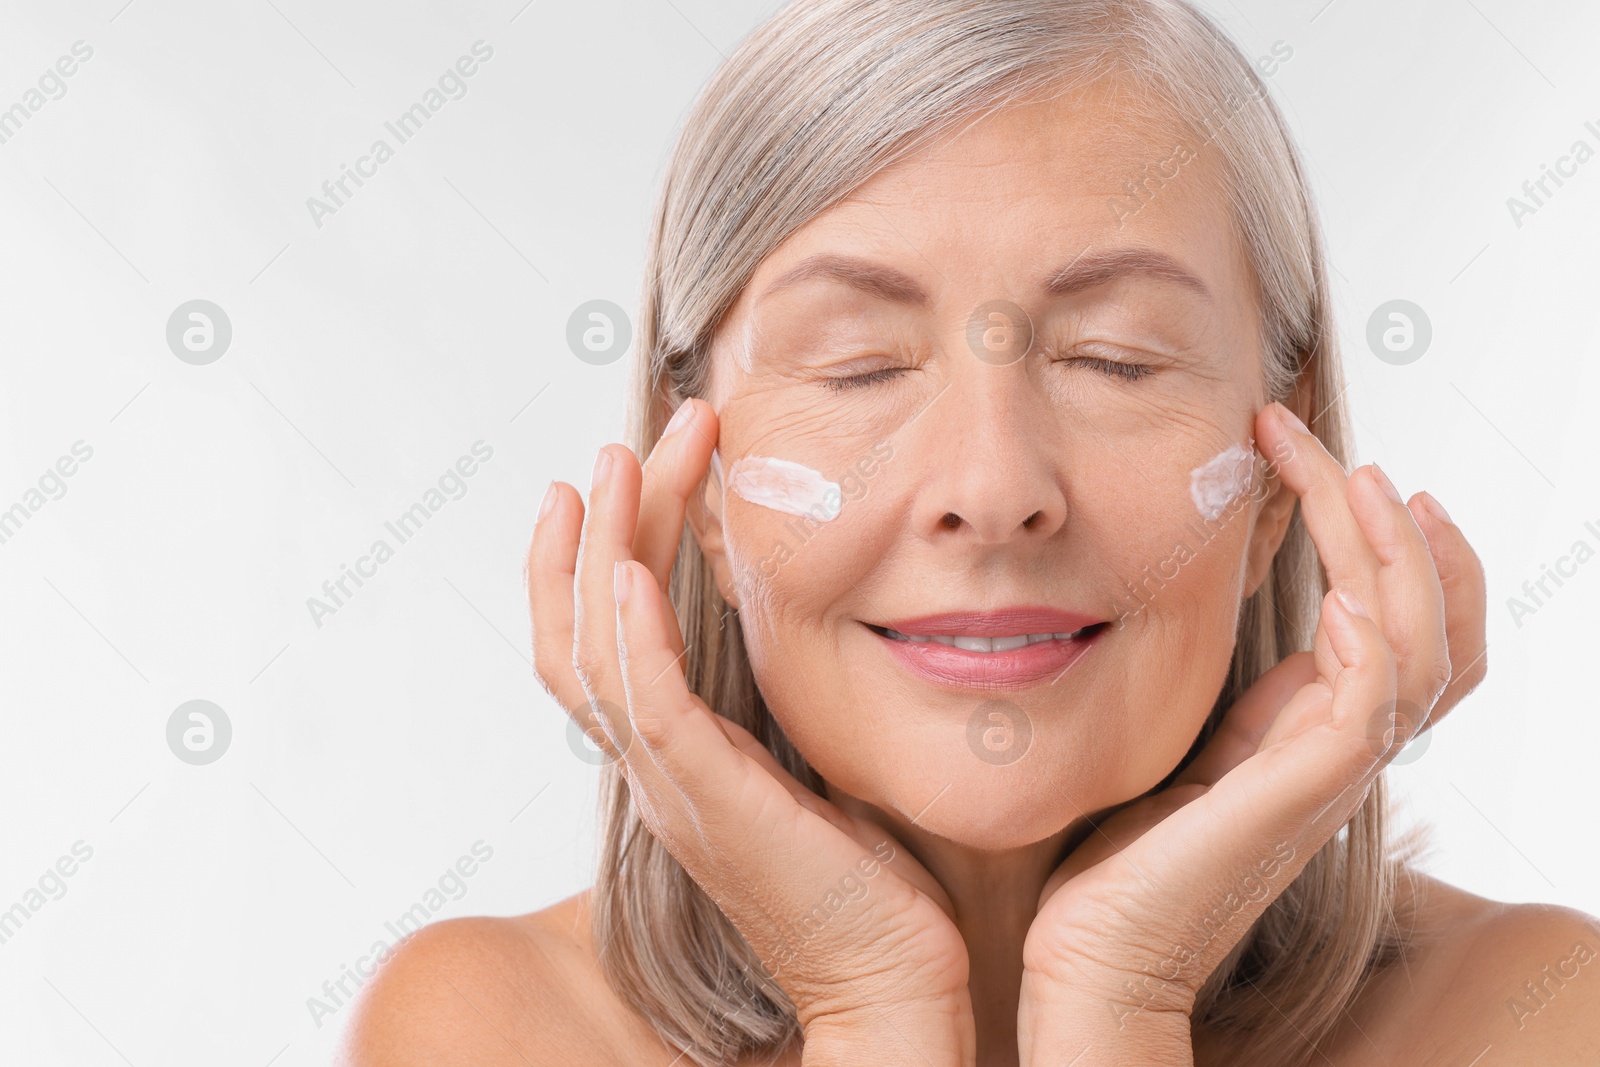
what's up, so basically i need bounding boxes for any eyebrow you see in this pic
[757,247,1212,306]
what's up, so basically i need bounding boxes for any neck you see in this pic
[827,788,1094,1067]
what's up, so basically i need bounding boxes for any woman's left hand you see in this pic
[1017,401,1488,1066]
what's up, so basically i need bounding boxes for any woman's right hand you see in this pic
[526,397,975,1066]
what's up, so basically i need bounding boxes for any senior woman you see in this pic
[339,0,1599,1064]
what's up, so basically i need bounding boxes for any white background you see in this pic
[0,1,1596,1063]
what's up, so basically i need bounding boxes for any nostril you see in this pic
[1021,510,1043,529]
[940,512,962,530]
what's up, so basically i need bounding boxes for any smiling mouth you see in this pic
[861,615,1109,690]
[864,622,1108,652]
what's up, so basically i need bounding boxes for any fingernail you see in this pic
[593,447,613,488]
[536,480,557,523]
[1370,463,1402,504]
[613,560,632,606]
[1277,403,1309,435]
[1422,491,1453,526]
[662,399,694,438]
[1335,587,1369,618]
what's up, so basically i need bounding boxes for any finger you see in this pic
[611,558,926,946]
[526,480,594,715]
[1259,403,1382,616]
[1174,651,1317,788]
[1261,588,1397,775]
[1407,490,1488,722]
[613,556,782,813]
[712,712,849,827]
[1346,463,1450,715]
[716,714,955,912]
[573,444,643,730]
[634,398,719,586]
[1055,589,1397,995]
[1196,589,1394,891]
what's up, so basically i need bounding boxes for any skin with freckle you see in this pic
[692,79,1273,851]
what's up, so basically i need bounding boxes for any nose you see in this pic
[910,361,1068,545]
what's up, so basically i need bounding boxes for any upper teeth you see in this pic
[881,627,1089,652]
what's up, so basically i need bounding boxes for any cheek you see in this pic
[723,453,843,522]
[713,389,901,608]
[1087,431,1261,624]
[1075,431,1262,790]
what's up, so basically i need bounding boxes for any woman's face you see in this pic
[690,82,1294,848]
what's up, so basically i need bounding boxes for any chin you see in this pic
[828,744,1127,853]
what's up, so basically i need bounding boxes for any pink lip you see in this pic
[880,607,1101,636]
[867,606,1106,690]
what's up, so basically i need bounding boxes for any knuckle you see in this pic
[1428,655,1453,703]
[629,703,673,749]
[571,635,606,690]
[530,647,567,699]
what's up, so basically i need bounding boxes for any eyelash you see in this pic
[1072,355,1155,382]
[820,351,1155,391]
[822,367,908,392]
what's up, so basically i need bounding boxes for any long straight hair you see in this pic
[597,2,1412,1063]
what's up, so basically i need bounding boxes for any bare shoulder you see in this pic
[1332,873,1600,1066]
[332,890,675,1066]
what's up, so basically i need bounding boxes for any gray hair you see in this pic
[598,2,1412,1064]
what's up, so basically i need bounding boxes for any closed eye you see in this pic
[1071,355,1155,382]
[1042,340,1157,382]
[821,348,1155,391]
[821,366,909,392]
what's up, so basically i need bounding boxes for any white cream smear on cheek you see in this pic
[1189,443,1255,521]
[712,448,842,521]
